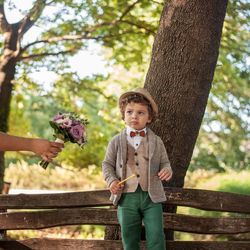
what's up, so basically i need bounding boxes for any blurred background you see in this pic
[1,0,249,241]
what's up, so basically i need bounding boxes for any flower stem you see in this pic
[39,160,49,169]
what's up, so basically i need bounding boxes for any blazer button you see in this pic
[137,174,140,178]
[136,162,139,166]
[135,152,138,156]
[120,164,122,168]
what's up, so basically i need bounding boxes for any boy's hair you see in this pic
[119,93,156,123]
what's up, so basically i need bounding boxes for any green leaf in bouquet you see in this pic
[67,133,77,143]
[49,121,59,130]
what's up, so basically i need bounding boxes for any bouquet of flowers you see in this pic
[39,112,88,169]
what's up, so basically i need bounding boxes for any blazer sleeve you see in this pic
[102,136,119,187]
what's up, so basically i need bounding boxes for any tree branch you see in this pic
[19,0,147,57]
[18,0,47,39]
[221,44,250,57]
[151,0,164,5]
[80,83,115,101]
[20,26,145,56]
[18,48,77,61]
[18,28,145,62]
[84,1,143,33]
[0,3,10,33]
[119,0,142,21]
[120,19,156,35]
[21,33,90,52]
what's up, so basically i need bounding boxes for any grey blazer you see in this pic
[102,128,172,205]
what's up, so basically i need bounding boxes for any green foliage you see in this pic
[7,70,121,169]
[17,0,161,73]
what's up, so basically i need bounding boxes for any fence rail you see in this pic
[1,239,250,250]
[0,187,249,212]
[0,187,250,250]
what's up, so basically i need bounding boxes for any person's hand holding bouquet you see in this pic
[40,112,88,169]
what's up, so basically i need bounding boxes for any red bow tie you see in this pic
[130,130,146,137]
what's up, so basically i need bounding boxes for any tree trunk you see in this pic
[0,28,18,192]
[105,0,228,241]
[145,0,228,188]
[0,2,45,192]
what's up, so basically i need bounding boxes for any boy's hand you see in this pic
[158,168,172,181]
[110,180,124,195]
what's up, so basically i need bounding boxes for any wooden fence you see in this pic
[0,187,249,250]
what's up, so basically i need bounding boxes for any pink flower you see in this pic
[53,114,64,121]
[69,124,84,140]
[40,112,88,169]
[60,117,72,128]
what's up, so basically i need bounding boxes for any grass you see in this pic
[8,225,105,240]
[5,161,106,191]
[185,169,250,195]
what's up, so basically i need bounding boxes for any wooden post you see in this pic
[0,181,11,239]
[2,181,11,194]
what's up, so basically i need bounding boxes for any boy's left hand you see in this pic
[158,168,172,181]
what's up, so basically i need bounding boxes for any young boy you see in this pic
[102,88,172,250]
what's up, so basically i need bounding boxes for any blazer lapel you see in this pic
[119,129,127,177]
[148,128,156,160]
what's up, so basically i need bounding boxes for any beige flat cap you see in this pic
[119,88,158,115]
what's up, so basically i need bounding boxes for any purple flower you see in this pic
[71,120,81,126]
[40,112,88,169]
[69,124,84,140]
[60,117,73,128]
[53,114,64,121]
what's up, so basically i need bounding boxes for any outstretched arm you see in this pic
[0,132,63,161]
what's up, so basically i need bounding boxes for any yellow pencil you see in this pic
[118,174,136,185]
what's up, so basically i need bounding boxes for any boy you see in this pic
[102,88,172,250]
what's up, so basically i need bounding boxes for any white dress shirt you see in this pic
[126,126,147,150]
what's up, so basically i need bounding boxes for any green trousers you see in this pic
[117,186,166,250]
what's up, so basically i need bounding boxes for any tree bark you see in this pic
[0,32,18,192]
[145,0,228,188]
[0,0,47,191]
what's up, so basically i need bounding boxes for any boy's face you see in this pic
[124,102,152,130]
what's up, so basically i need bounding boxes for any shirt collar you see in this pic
[126,126,147,136]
